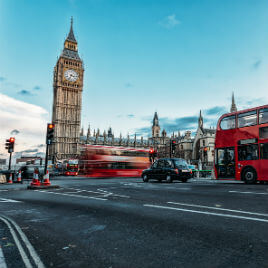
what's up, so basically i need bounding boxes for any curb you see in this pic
[27,185,60,190]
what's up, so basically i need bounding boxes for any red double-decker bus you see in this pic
[214,105,268,183]
[79,145,151,177]
[62,159,79,176]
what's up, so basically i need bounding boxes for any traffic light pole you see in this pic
[44,143,49,176]
[44,123,55,176]
[8,152,12,170]
[169,140,172,158]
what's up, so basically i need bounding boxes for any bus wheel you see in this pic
[142,174,149,182]
[242,167,257,184]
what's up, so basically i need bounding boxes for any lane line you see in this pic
[229,190,268,195]
[167,202,268,217]
[0,217,33,268]
[0,198,22,203]
[3,215,45,268]
[0,247,7,268]
[34,190,107,201]
[143,204,268,223]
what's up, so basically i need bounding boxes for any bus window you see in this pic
[238,110,257,128]
[238,144,258,161]
[260,143,268,159]
[259,108,268,124]
[260,127,268,139]
[217,149,225,165]
[220,115,236,130]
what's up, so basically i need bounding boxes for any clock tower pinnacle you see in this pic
[49,18,84,162]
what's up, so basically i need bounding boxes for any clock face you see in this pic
[64,69,79,82]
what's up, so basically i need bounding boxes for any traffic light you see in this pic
[149,148,155,163]
[5,137,15,153]
[46,123,55,145]
[171,140,176,153]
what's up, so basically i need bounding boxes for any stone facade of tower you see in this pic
[49,19,84,162]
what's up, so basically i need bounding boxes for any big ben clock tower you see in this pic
[49,18,84,162]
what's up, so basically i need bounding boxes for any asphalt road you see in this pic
[0,177,268,268]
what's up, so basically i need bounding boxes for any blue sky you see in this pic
[1,0,268,154]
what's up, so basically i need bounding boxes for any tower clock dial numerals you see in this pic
[64,69,79,82]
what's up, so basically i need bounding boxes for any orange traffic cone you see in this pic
[7,173,13,184]
[42,170,51,186]
[17,170,22,183]
[30,169,40,186]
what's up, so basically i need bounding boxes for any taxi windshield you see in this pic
[174,159,188,169]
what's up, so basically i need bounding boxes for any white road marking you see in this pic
[4,215,45,268]
[66,187,102,195]
[97,189,130,198]
[144,204,268,223]
[121,182,142,187]
[229,190,268,195]
[35,190,107,201]
[66,187,130,198]
[0,198,21,203]
[0,247,7,268]
[0,190,8,192]
[0,216,33,268]
[167,202,268,217]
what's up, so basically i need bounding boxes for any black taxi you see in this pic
[142,158,192,183]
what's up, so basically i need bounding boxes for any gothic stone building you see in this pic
[81,109,217,168]
[49,19,84,162]
[152,110,216,168]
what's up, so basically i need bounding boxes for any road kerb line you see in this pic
[229,190,268,195]
[0,247,7,268]
[3,215,46,268]
[0,216,33,268]
[167,202,268,217]
[143,204,268,223]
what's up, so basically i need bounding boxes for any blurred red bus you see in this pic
[79,145,151,177]
[214,105,268,183]
[63,159,79,176]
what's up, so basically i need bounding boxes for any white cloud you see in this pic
[0,93,49,156]
[159,14,181,29]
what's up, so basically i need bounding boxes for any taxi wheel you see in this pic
[142,174,149,182]
[181,178,188,183]
[166,175,172,183]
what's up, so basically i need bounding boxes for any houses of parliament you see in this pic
[49,19,237,169]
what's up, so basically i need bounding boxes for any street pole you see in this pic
[8,152,12,170]
[169,140,172,158]
[44,143,49,176]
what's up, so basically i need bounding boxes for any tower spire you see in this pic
[198,110,203,129]
[230,92,237,113]
[153,112,159,126]
[66,16,77,43]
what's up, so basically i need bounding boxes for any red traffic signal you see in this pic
[47,123,55,144]
[171,139,176,152]
[5,137,15,152]
[48,124,55,129]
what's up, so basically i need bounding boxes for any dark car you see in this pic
[141,158,192,183]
